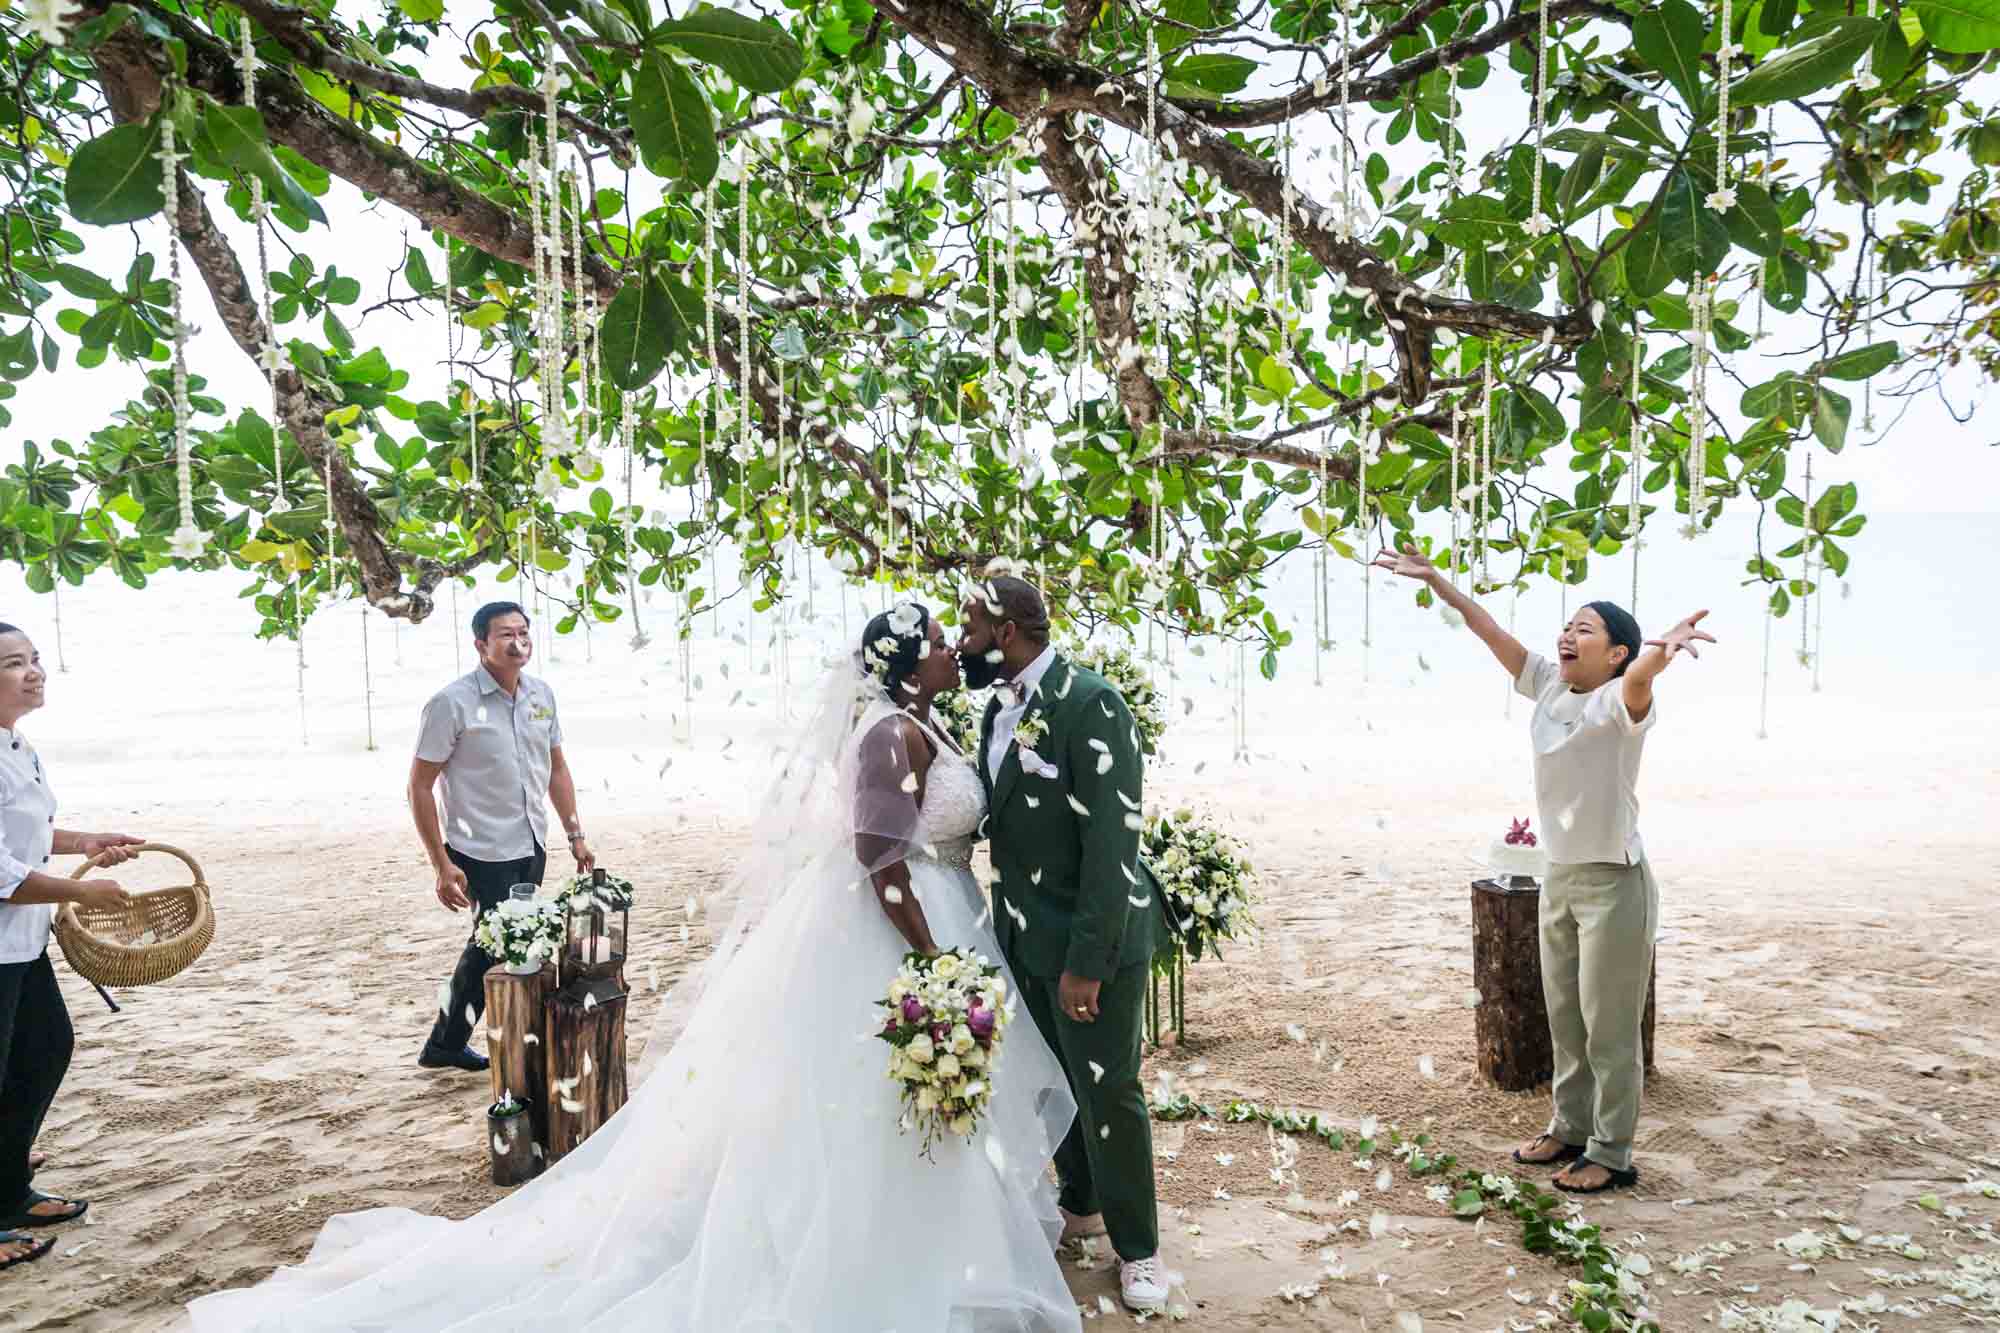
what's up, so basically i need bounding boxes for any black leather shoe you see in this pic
[417,1044,489,1073]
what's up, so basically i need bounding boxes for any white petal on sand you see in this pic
[1418,1054,1437,1079]
[1369,1212,1390,1239]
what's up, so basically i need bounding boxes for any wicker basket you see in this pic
[53,843,215,989]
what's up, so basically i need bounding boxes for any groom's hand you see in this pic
[1058,971,1101,1024]
[434,862,471,912]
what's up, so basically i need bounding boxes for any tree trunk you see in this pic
[483,964,553,1152]
[543,979,629,1165]
[1472,878,1659,1092]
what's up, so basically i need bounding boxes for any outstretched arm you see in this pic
[858,717,941,957]
[1374,544,1529,680]
[1623,609,1715,723]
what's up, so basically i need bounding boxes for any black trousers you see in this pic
[422,843,546,1057]
[0,952,73,1211]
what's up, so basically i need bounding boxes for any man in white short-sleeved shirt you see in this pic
[408,602,592,1073]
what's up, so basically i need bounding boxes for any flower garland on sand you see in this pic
[876,948,1011,1158]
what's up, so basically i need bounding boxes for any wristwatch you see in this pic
[566,828,587,844]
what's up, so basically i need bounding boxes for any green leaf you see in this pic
[1451,1188,1487,1217]
[1435,195,1516,249]
[1169,53,1256,94]
[1812,385,1851,451]
[654,11,806,94]
[1653,167,1731,280]
[396,0,444,21]
[1632,0,1708,108]
[1721,181,1786,258]
[1731,18,1879,105]
[203,102,327,226]
[628,54,718,188]
[463,301,508,330]
[65,122,165,225]
[1742,373,1814,423]
[1911,0,2000,52]
[599,275,676,388]
[1816,340,1898,380]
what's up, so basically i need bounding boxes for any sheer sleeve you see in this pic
[850,709,927,876]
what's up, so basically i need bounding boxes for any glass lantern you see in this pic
[563,868,629,975]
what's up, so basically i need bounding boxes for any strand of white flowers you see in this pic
[737,140,752,465]
[1811,541,1826,692]
[1479,351,1493,586]
[1757,595,1772,739]
[531,71,556,443]
[1314,432,1327,685]
[1858,0,1877,87]
[1338,0,1353,242]
[1449,405,1463,586]
[1446,62,1463,291]
[621,389,644,649]
[239,22,289,517]
[1755,107,1774,341]
[1629,323,1644,614]
[568,164,595,455]
[541,64,564,452]
[1356,349,1371,676]
[360,602,376,751]
[1712,0,1735,208]
[1144,27,1161,360]
[160,116,206,558]
[1800,450,1813,666]
[1005,132,1025,461]
[1277,120,1293,368]
[776,363,791,716]
[1528,0,1551,234]
[1687,279,1711,537]
[1862,245,1877,431]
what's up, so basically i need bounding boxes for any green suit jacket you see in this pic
[980,653,1170,982]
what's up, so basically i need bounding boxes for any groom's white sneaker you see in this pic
[1119,1256,1168,1313]
[1058,1207,1106,1248]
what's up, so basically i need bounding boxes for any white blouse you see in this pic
[0,726,58,963]
[1514,652,1657,867]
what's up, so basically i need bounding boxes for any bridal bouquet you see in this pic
[473,896,565,971]
[1144,808,1258,962]
[876,948,1011,1157]
[934,686,989,757]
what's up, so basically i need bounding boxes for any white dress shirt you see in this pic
[414,668,565,862]
[1514,652,1657,866]
[986,645,1057,784]
[0,726,59,963]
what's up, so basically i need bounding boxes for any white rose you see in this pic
[936,1053,961,1079]
[907,1034,935,1064]
[916,1087,940,1111]
[951,1024,975,1054]
[931,953,962,981]
[888,979,909,1003]
[962,1046,988,1068]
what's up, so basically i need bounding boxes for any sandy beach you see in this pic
[1,536,1997,1330]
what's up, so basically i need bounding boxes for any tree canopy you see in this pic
[4,0,1998,662]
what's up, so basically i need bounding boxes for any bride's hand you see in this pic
[1371,543,1438,582]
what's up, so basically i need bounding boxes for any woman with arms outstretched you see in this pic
[1375,546,1714,1193]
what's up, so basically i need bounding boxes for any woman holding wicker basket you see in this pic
[0,623,142,1273]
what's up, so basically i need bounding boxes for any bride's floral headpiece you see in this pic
[854,601,930,701]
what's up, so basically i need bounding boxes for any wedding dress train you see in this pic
[186,702,1082,1332]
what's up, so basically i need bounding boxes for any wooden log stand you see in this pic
[1472,877,1656,1093]
[483,964,555,1156]
[544,970,629,1165]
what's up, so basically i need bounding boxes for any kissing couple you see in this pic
[188,573,1174,1331]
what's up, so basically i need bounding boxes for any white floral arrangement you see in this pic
[1143,807,1258,963]
[473,896,565,970]
[555,870,634,913]
[1059,636,1166,756]
[875,947,1011,1158]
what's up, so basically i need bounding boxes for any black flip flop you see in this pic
[0,1230,55,1271]
[1553,1157,1639,1194]
[1512,1135,1586,1168]
[0,1190,88,1230]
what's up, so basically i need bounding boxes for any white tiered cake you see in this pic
[1488,818,1547,882]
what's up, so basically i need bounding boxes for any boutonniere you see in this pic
[1012,715,1057,779]
[530,702,554,723]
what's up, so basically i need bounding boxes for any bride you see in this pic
[186,604,1084,1331]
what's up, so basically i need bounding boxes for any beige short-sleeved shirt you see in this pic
[1515,652,1656,866]
[415,668,563,863]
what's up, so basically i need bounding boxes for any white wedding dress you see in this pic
[186,701,1083,1332]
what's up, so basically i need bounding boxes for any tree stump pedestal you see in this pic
[483,964,555,1159]
[544,969,629,1165]
[1472,877,1656,1092]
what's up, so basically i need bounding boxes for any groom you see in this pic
[959,573,1171,1315]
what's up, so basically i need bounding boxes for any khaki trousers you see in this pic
[1540,858,1659,1171]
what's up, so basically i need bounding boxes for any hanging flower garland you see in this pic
[1755,106,1774,341]
[1684,277,1712,538]
[158,116,207,560]
[1707,0,1739,211]
[237,22,290,517]
[736,137,753,465]
[1337,0,1355,243]
[1478,349,1494,586]
[1628,325,1645,611]
[1525,0,1553,236]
